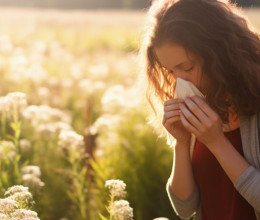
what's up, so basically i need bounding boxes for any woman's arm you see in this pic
[167,141,200,219]
[169,141,196,200]
[163,98,200,218]
[208,135,250,184]
[179,95,260,212]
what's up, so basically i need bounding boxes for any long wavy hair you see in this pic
[140,0,260,124]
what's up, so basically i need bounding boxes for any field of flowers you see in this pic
[0,7,259,220]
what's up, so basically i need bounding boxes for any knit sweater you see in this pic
[166,112,260,220]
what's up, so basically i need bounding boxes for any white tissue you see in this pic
[167,78,204,148]
[174,77,204,99]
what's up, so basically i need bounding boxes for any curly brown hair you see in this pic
[140,0,260,123]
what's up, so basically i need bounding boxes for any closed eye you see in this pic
[184,66,194,72]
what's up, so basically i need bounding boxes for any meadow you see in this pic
[0,7,258,220]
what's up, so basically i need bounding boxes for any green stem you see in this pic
[70,152,86,219]
[1,111,6,139]
[109,194,115,220]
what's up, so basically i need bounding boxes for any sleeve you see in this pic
[234,165,260,213]
[166,178,201,220]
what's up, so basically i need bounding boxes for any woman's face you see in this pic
[154,43,210,95]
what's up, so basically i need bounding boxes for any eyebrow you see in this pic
[162,60,193,70]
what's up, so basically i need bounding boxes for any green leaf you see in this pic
[99,213,108,220]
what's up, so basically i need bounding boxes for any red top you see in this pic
[192,127,256,220]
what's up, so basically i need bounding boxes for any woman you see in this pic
[140,0,260,219]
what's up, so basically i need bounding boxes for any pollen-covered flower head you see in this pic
[110,200,133,220]
[19,139,31,152]
[6,92,27,110]
[0,213,8,220]
[8,191,35,209]
[11,209,39,219]
[58,130,85,157]
[105,179,127,198]
[4,185,29,197]
[22,174,45,191]
[21,165,41,177]
[0,198,18,214]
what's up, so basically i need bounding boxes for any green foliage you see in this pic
[92,109,180,220]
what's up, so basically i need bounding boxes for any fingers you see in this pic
[162,110,180,124]
[164,98,183,112]
[163,98,184,125]
[179,103,203,131]
[182,97,210,126]
[164,116,181,129]
[164,98,183,107]
[190,96,219,121]
[179,95,220,135]
[179,111,198,135]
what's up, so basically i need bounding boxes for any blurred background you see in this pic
[0,1,258,220]
[0,0,258,8]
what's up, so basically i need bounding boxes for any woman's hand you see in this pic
[163,98,191,145]
[179,95,225,149]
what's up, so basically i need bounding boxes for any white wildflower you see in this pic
[0,96,11,112]
[0,213,8,220]
[22,174,45,190]
[31,40,47,54]
[58,130,84,149]
[9,53,28,77]
[5,185,29,197]
[53,122,72,132]
[12,217,39,220]
[48,76,60,87]
[58,130,85,159]
[24,64,47,83]
[11,209,38,218]
[22,105,72,126]
[21,166,41,177]
[70,63,83,80]
[62,78,73,89]
[37,87,50,99]
[78,79,106,95]
[90,114,121,134]
[7,92,27,110]
[8,191,35,208]
[36,123,57,136]
[105,180,126,198]
[88,64,109,79]
[0,35,13,53]
[0,198,18,213]
[19,139,31,152]
[110,200,133,220]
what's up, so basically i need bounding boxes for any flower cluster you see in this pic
[105,179,133,220]
[0,92,27,115]
[105,179,126,198]
[58,130,85,159]
[22,105,72,137]
[0,198,18,214]
[0,141,16,161]
[21,166,45,192]
[0,185,40,220]
[109,200,133,220]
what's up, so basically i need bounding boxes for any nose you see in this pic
[172,71,184,80]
